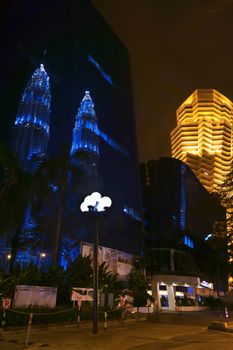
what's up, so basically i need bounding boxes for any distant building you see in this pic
[140,157,227,292]
[10,64,51,173]
[171,89,233,193]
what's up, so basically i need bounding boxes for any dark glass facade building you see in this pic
[1,0,142,265]
[140,157,227,291]
[140,157,225,246]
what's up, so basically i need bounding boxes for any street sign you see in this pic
[71,288,93,301]
[2,298,11,309]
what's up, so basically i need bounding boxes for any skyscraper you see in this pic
[171,89,233,193]
[6,64,51,266]
[11,64,51,173]
[140,157,225,246]
[70,90,99,186]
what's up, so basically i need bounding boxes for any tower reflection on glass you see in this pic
[80,192,112,334]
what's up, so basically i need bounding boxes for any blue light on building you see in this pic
[183,235,194,249]
[70,91,99,158]
[204,234,212,241]
[88,55,115,87]
[11,64,51,173]
[70,91,129,162]
[84,121,129,157]
[180,164,186,230]
[123,205,141,221]
[15,116,49,134]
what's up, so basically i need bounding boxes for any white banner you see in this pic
[14,285,57,308]
[81,242,133,278]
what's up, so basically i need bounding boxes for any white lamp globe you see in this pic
[90,192,101,202]
[101,196,112,208]
[80,202,88,212]
[96,203,106,212]
[84,195,96,207]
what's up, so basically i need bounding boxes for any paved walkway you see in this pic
[1,312,233,350]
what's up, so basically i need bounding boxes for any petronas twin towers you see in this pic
[11,64,99,174]
[11,64,51,172]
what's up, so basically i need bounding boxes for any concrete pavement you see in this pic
[1,312,233,349]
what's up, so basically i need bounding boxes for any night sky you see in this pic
[93,0,233,162]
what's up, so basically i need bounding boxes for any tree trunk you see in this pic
[10,227,20,272]
[53,203,63,266]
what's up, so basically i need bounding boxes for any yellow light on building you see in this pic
[171,89,233,193]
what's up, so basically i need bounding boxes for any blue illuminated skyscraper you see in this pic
[70,91,99,183]
[11,64,51,173]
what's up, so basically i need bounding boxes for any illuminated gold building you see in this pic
[171,89,233,193]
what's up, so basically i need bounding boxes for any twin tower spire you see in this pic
[11,64,98,173]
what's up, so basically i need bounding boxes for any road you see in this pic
[1,312,233,349]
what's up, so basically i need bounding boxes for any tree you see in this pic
[41,264,68,304]
[204,222,228,293]
[0,143,38,270]
[128,268,151,314]
[216,165,233,289]
[98,261,124,297]
[217,166,233,236]
[36,145,85,265]
[0,263,43,298]
[66,255,93,289]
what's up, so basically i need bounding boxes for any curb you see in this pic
[208,321,233,333]
[3,318,138,334]
[208,321,228,331]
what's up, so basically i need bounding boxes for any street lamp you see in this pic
[80,192,112,334]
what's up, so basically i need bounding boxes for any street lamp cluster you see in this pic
[80,192,112,213]
[80,192,112,334]
[6,192,111,335]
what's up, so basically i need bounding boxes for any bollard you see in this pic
[121,310,125,323]
[147,305,150,320]
[0,310,6,336]
[24,313,33,348]
[104,312,107,332]
[77,306,80,328]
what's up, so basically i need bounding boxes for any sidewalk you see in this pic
[0,319,143,350]
[2,311,233,350]
[1,316,233,350]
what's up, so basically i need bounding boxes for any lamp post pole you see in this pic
[80,192,112,335]
[93,213,99,334]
